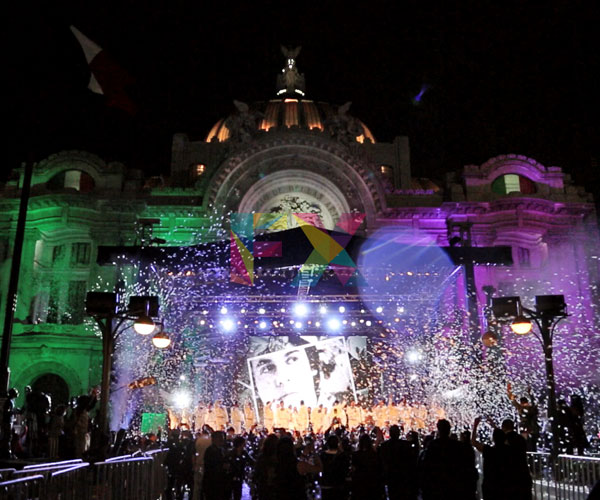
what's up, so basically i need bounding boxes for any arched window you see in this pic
[491,174,536,195]
[47,170,95,193]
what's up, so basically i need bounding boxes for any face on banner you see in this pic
[249,344,317,408]
[247,336,364,409]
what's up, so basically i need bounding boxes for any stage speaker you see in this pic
[491,296,521,318]
[85,292,118,315]
[535,295,566,316]
[128,295,159,317]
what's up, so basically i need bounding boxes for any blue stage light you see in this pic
[220,318,235,332]
[327,318,341,331]
[294,303,309,317]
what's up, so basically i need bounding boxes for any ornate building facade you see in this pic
[1,51,598,412]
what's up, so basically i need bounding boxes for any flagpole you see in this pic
[0,159,34,394]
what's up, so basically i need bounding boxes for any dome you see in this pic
[205,98,376,144]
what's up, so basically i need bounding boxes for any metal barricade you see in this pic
[145,448,169,498]
[0,468,15,481]
[47,463,91,500]
[94,456,154,500]
[528,452,600,500]
[23,458,84,469]
[0,474,44,500]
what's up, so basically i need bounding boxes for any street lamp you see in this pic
[85,292,170,434]
[491,294,568,454]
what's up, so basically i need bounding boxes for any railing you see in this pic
[528,452,600,500]
[0,448,169,500]
[0,474,44,500]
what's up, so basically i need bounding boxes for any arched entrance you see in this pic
[32,373,70,408]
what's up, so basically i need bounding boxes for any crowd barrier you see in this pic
[0,449,168,500]
[528,452,600,500]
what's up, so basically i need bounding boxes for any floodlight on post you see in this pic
[85,291,164,435]
[490,293,568,456]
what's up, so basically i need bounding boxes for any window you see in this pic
[65,280,87,324]
[70,243,91,266]
[491,174,536,195]
[52,245,64,264]
[47,170,95,193]
[196,164,206,176]
[380,165,392,176]
[517,247,531,267]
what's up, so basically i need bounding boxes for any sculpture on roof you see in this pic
[326,101,364,146]
[225,100,263,143]
[277,46,306,96]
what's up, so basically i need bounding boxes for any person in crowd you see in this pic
[319,434,350,500]
[275,435,322,499]
[203,430,230,500]
[569,394,589,455]
[472,417,510,500]
[351,433,384,500]
[48,405,66,458]
[253,434,279,500]
[73,391,97,458]
[498,418,532,499]
[346,400,362,430]
[378,424,418,500]
[418,419,477,500]
[507,383,540,451]
[193,428,212,500]
[1,388,19,459]
[228,436,253,500]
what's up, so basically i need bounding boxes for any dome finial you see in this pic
[276,46,306,97]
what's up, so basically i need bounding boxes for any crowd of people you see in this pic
[163,416,535,500]
[0,386,98,460]
[1,383,596,499]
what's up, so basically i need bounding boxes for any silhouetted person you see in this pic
[418,419,477,500]
[253,434,279,500]
[228,436,253,500]
[203,431,230,500]
[472,417,511,500]
[274,436,321,499]
[1,388,19,458]
[501,419,532,500]
[351,433,384,500]
[320,434,350,500]
[378,424,418,500]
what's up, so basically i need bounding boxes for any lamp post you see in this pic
[491,294,567,454]
[85,292,170,434]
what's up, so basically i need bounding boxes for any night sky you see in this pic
[6,1,599,196]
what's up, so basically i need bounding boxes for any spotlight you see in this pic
[220,306,228,315]
[365,320,372,327]
[397,306,405,314]
[294,303,309,317]
[319,305,327,314]
[375,306,383,314]
[406,350,422,363]
[338,306,346,313]
[294,321,303,329]
[173,391,191,409]
[315,321,321,327]
[327,318,341,331]
[259,321,268,330]
[258,307,266,314]
[220,318,235,332]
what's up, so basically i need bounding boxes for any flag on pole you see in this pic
[70,25,137,115]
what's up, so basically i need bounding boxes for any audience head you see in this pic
[501,419,515,433]
[436,419,451,438]
[326,434,339,450]
[389,424,400,440]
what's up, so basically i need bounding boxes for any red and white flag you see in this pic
[70,25,137,115]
